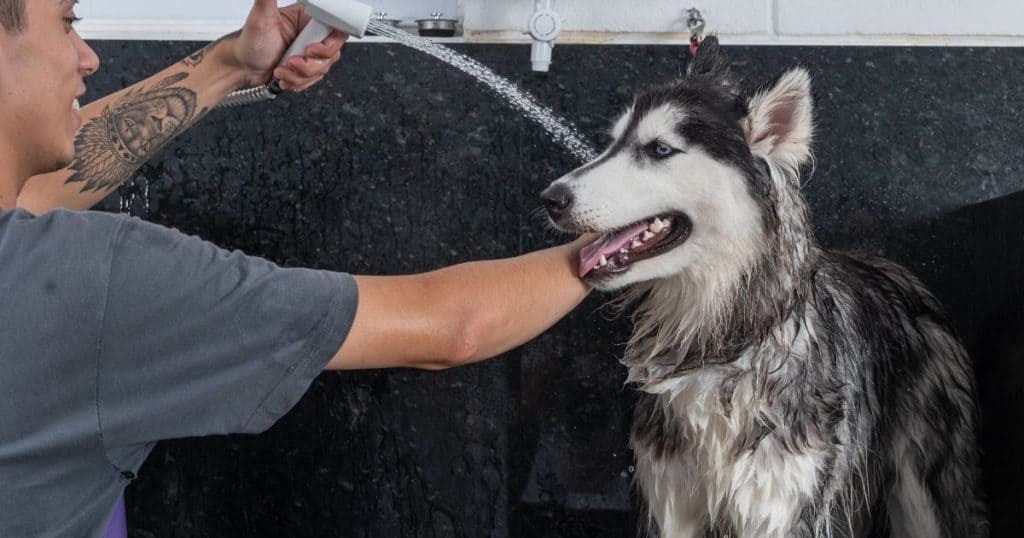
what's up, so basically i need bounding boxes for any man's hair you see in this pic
[0,0,25,33]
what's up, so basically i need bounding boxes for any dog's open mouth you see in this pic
[579,214,692,279]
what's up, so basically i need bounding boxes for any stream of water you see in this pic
[366,20,599,164]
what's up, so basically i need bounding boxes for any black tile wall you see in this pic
[82,41,1024,536]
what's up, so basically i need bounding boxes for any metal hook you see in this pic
[686,8,705,40]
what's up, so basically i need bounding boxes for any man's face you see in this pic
[0,0,99,178]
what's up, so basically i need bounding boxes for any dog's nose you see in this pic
[541,184,574,221]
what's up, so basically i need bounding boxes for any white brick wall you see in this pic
[462,0,1024,45]
[776,0,1023,36]
[77,0,1024,44]
[465,0,770,35]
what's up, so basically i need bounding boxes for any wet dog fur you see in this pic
[542,37,987,537]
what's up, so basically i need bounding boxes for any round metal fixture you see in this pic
[417,12,458,37]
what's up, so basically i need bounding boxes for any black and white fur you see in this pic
[542,37,987,537]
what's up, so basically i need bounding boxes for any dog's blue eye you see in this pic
[649,142,676,158]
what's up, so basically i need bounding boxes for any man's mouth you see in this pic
[578,214,692,279]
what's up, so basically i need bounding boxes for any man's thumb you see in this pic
[250,0,279,19]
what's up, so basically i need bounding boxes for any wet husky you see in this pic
[542,37,987,537]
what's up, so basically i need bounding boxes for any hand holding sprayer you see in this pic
[220,0,372,108]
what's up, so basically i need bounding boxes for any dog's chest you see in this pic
[631,360,826,536]
[637,366,765,470]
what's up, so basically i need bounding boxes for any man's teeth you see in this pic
[73,99,80,111]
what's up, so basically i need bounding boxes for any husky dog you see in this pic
[541,37,987,537]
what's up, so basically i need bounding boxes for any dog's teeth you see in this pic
[599,255,608,267]
[650,218,666,233]
[642,231,655,241]
[631,239,643,249]
[619,248,628,255]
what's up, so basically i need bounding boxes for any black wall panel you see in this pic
[81,41,1023,536]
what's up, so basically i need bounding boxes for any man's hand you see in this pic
[230,0,347,92]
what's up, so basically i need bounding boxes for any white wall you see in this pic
[78,0,1024,45]
[78,0,458,40]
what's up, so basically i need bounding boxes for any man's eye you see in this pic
[64,16,83,27]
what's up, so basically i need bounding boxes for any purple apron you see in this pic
[103,495,127,538]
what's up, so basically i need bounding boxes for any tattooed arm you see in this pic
[17,0,345,214]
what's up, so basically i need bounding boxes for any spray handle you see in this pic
[266,19,332,94]
[280,18,334,66]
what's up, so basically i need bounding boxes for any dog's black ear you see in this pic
[685,35,733,84]
[743,67,814,170]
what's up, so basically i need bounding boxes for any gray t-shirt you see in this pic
[0,209,358,537]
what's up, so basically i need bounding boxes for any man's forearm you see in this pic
[333,237,593,371]
[447,238,593,362]
[18,34,247,214]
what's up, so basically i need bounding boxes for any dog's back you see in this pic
[816,251,986,537]
[631,249,987,537]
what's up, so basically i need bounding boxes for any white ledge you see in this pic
[78,20,1024,47]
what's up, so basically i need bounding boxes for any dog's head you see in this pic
[543,37,813,293]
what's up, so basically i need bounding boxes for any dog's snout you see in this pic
[541,184,574,221]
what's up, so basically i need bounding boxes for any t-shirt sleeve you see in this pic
[95,216,358,449]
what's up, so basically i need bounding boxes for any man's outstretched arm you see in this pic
[18,0,343,214]
[330,237,594,371]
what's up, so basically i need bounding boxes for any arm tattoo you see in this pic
[183,30,241,68]
[66,73,210,193]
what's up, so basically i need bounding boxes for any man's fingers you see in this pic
[305,43,339,61]
[323,30,349,50]
[275,74,324,93]
[292,75,326,93]
[284,56,327,78]
[273,61,332,91]
[305,31,347,60]
[272,29,345,93]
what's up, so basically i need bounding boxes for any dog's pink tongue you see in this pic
[579,222,649,277]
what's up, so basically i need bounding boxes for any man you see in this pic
[0,1,592,535]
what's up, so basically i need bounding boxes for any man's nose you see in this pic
[540,183,574,222]
[74,31,101,76]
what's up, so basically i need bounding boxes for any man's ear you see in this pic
[744,67,814,171]
[685,35,733,85]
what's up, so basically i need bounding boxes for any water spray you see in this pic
[219,0,372,108]
[217,0,597,163]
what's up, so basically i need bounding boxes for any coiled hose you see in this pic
[216,83,281,109]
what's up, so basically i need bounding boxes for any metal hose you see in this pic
[217,84,280,109]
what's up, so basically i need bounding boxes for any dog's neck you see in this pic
[624,164,815,386]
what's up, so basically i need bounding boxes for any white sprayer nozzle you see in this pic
[277,0,371,68]
[299,0,372,39]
